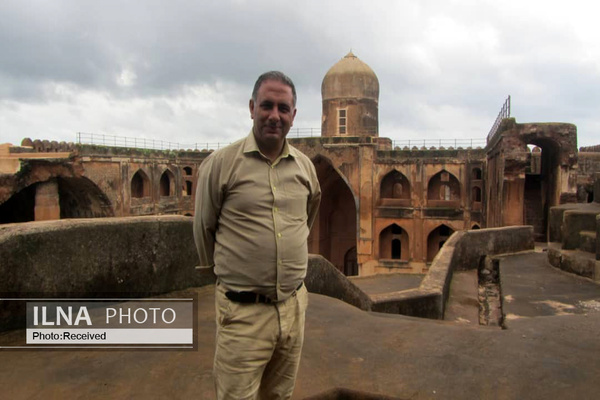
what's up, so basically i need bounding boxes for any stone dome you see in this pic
[322,51,379,101]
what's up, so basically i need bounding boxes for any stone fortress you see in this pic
[1,51,599,278]
[2,52,600,399]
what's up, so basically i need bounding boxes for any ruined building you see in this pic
[1,52,598,278]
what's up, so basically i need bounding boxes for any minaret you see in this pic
[321,51,380,137]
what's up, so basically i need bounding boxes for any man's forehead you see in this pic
[257,80,293,96]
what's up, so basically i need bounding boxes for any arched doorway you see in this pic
[309,155,357,275]
[524,140,559,241]
[344,247,358,276]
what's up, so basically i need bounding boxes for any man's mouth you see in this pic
[265,125,280,133]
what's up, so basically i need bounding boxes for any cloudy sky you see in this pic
[1,0,598,149]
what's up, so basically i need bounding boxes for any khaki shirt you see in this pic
[193,131,321,301]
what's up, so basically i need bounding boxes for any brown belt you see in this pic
[225,282,303,304]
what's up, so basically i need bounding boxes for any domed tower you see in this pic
[321,51,379,137]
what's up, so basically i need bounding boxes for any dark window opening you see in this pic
[391,239,401,259]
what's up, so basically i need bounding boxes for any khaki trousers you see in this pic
[214,283,308,400]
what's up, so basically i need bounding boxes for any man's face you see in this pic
[249,79,296,154]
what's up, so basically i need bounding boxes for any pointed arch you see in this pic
[131,169,150,199]
[427,170,461,206]
[160,169,175,197]
[309,154,357,275]
[380,169,411,206]
[379,223,409,261]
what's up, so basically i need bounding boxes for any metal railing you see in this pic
[391,138,486,149]
[77,129,486,152]
[76,132,231,151]
[487,95,511,143]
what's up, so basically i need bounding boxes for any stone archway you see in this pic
[0,176,113,223]
[524,141,559,241]
[309,155,357,275]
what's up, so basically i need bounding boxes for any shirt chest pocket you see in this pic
[277,182,309,221]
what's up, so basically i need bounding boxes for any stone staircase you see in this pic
[547,174,600,280]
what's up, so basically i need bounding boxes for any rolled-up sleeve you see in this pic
[193,154,222,267]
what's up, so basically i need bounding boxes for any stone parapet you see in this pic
[0,216,210,295]
[371,226,534,319]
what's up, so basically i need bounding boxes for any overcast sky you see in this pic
[1,0,599,149]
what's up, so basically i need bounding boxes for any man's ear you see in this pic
[290,108,297,127]
[249,99,255,119]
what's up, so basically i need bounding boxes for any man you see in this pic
[193,71,321,399]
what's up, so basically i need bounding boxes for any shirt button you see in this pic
[274,207,279,213]
[272,186,276,191]
[277,233,282,238]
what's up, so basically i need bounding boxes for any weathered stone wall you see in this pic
[305,254,372,311]
[547,197,600,279]
[0,144,212,222]
[0,215,214,331]
[486,119,578,241]
[577,153,600,202]
[0,216,211,295]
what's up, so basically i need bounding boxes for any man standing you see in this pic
[194,71,321,399]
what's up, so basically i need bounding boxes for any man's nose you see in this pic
[267,107,280,122]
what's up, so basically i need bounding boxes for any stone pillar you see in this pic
[35,180,60,221]
[357,145,375,270]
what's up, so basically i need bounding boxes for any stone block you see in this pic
[562,210,600,250]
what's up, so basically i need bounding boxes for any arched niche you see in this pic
[427,170,461,207]
[426,224,455,262]
[160,169,175,197]
[379,223,409,262]
[379,170,411,207]
[131,170,150,199]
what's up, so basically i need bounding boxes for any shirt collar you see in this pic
[242,130,296,161]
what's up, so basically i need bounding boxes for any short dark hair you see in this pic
[252,71,297,106]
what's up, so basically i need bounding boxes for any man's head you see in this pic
[249,71,297,161]
[251,71,297,107]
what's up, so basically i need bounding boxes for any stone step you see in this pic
[547,244,600,281]
[580,230,597,254]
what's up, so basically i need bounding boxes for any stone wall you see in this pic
[0,215,215,330]
[370,226,534,319]
[0,216,211,295]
